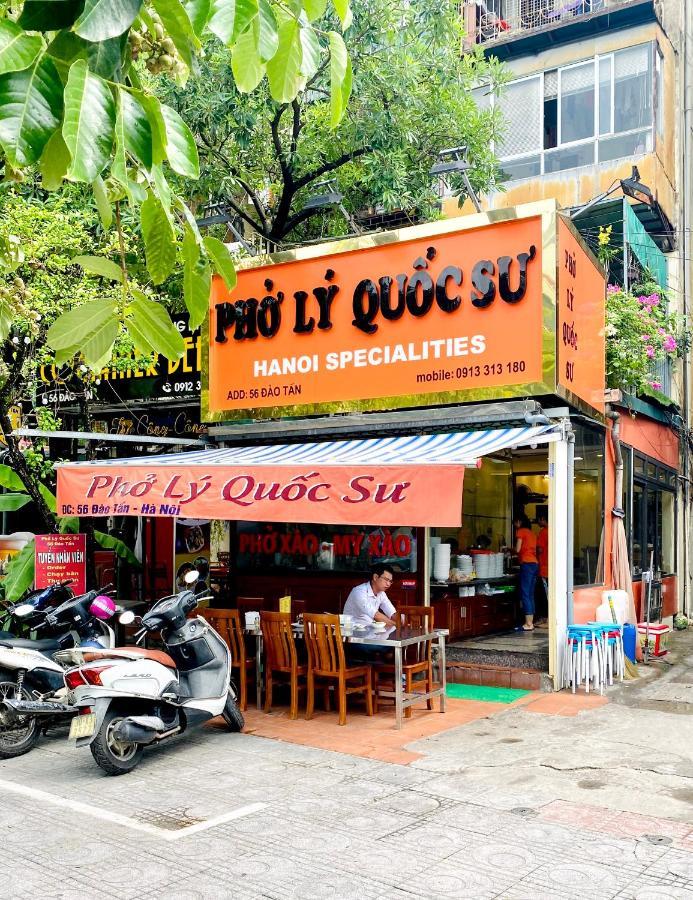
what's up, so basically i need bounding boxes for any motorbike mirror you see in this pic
[119,610,136,625]
[13,603,35,617]
[184,569,200,585]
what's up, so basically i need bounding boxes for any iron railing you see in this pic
[467,0,608,45]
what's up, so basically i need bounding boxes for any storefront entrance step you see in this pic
[448,662,542,691]
[446,643,549,672]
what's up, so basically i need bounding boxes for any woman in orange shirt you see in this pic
[514,514,538,631]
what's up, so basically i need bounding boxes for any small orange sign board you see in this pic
[556,218,606,414]
[204,201,605,421]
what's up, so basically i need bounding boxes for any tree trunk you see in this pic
[0,409,57,534]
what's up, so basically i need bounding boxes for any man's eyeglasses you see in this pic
[379,575,393,584]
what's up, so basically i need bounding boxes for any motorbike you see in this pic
[0,589,118,759]
[0,580,75,639]
[60,572,244,776]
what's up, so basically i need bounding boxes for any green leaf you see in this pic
[133,90,167,165]
[46,30,88,81]
[0,493,32,512]
[151,0,196,68]
[82,320,117,368]
[62,59,116,182]
[330,0,351,29]
[46,297,117,352]
[0,299,12,343]
[0,234,23,271]
[74,0,142,42]
[73,254,124,282]
[183,228,210,328]
[256,0,278,61]
[58,516,79,533]
[231,27,265,93]
[94,530,140,566]
[266,12,302,104]
[0,464,26,491]
[38,483,57,513]
[328,30,350,126]
[19,0,84,31]
[120,87,152,168]
[0,19,44,77]
[160,103,199,178]
[184,0,211,36]
[203,235,236,291]
[140,193,176,284]
[39,128,71,190]
[87,34,126,80]
[0,54,64,167]
[304,0,327,19]
[92,174,112,228]
[126,290,185,360]
[299,23,320,80]
[208,0,258,47]
[3,540,35,602]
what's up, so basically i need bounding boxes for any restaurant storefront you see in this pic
[57,200,624,690]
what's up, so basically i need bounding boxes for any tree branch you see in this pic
[280,205,326,238]
[197,132,270,233]
[294,146,373,191]
[290,98,302,160]
[270,105,292,185]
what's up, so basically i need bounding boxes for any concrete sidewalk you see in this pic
[0,631,691,899]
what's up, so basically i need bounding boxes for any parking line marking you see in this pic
[0,778,266,841]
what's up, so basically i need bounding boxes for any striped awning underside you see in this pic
[57,425,559,469]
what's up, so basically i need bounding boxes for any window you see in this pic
[560,61,595,144]
[627,452,676,576]
[573,424,604,586]
[479,42,658,180]
[655,44,664,138]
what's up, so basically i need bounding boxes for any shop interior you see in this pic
[137,425,599,673]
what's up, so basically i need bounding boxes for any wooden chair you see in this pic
[200,608,253,711]
[303,613,373,726]
[374,605,436,718]
[260,611,307,719]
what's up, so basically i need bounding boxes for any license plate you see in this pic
[69,713,96,740]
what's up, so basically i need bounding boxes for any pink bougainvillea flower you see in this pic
[646,346,655,358]
[650,381,662,390]
[663,335,677,352]
[641,335,651,341]
[648,293,660,304]
[607,284,620,294]
[657,327,666,334]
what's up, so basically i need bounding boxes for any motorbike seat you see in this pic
[109,646,176,669]
[0,637,62,654]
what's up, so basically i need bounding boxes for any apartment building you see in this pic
[453,0,691,618]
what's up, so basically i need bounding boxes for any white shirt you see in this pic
[343,581,396,626]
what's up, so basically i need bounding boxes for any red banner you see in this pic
[35,533,87,595]
[57,464,465,527]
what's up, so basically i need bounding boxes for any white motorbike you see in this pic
[59,573,244,775]
[0,590,117,759]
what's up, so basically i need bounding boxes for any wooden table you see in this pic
[245,623,448,729]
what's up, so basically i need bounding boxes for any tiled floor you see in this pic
[241,689,606,763]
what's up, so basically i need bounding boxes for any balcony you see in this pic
[464,0,657,55]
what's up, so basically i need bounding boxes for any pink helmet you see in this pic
[89,595,116,621]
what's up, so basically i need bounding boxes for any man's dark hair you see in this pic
[371,562,394,579]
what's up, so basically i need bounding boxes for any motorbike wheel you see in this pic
[0,670,40,759]
[222,688,244,732]
[90,708,144,776]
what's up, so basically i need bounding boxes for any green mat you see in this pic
[446,683,531,704]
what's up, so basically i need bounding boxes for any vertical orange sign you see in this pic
[557,218,606,414]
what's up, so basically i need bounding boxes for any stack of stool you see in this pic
[564,623,625,694]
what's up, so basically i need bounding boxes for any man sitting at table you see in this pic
[343,564,397,627]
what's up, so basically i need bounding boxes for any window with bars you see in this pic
[478,42,657,180]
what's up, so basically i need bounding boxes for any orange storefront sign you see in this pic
[204,200,605,421]
[56,464,465,526]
